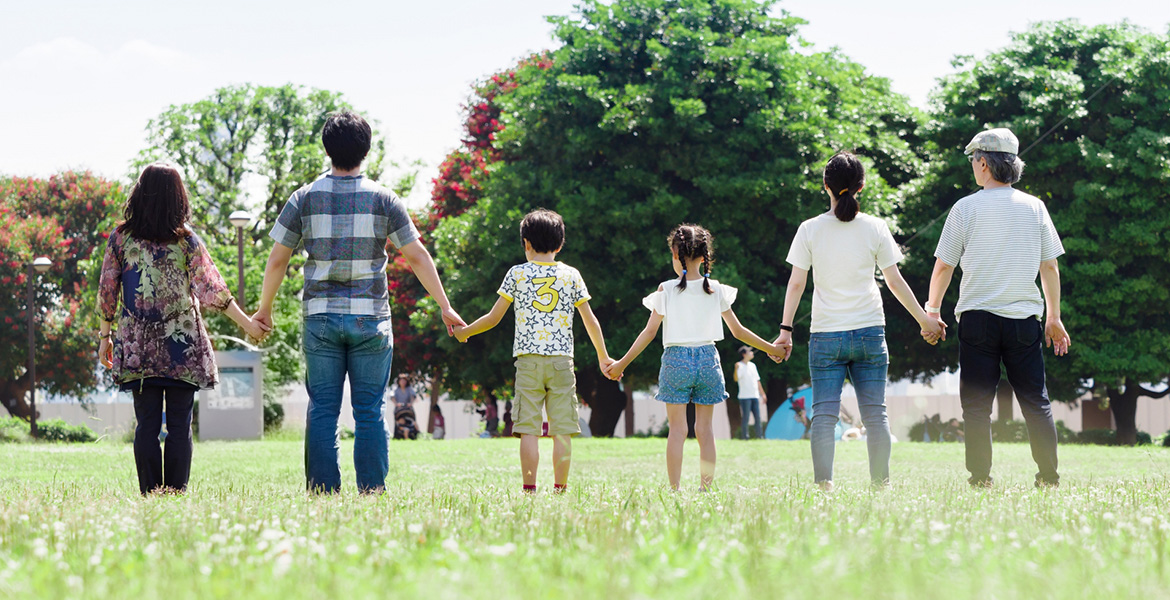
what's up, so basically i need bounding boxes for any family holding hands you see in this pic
[99,110,1070,496]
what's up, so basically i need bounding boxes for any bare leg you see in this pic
[553,434,571,486]
[520,434,539,487]
[665,404,688,490]
[694,405,717,491]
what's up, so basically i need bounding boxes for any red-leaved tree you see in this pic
[0,172,122,418]
[387,56,552,409]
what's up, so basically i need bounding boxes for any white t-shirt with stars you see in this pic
[497,261,591,358]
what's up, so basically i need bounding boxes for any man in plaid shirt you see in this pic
[253,111,464,494]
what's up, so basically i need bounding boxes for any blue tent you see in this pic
[765,388,811,440]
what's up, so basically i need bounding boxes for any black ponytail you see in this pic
[667,224,715,295]
[824,152,865,223]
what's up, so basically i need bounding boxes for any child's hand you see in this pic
[599,356,616,378]
[603,359,626,381]
[453,324,469,343]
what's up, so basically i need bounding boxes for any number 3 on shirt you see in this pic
[531,276,559,313]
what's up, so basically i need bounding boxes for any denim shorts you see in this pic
[656,345,728,405]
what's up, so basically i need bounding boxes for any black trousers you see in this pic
[958,311,1059,485]
[132,385,195,494]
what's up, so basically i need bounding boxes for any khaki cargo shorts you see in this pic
[512,354,580,438]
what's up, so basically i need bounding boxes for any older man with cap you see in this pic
[924,127,1071,488]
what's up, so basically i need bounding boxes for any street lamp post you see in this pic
[228,211,252,308]
[27,256,52,439]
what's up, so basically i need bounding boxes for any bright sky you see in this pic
[2,0,1167,207]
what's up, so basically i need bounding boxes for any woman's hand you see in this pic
[603,358,626,381]
[920,315,946,345]
[769,331,793,363]
[242,318,269,343]
[98,337,113,369]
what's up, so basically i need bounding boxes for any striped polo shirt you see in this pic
[934,187,1064,320]
[270,174,420,317]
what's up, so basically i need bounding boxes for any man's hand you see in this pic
[252,309,274,333]
[921,313,946,345]
[1045,319,1071,356]
[599,356,616,378]
[441,307,466,337]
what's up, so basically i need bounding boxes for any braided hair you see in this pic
[668,224,715,295]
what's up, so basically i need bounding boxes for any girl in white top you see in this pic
[606,224,788,491]
[774,152,943,491]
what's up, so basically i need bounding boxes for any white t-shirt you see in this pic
[497,261,591,357]
[642,278,737,347]
[735,361,761,399]
[786,212,904,333]
[934,187,1064,320]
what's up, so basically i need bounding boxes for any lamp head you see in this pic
[229,210,252,229]
[32,257,52,274]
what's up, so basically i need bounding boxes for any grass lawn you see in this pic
[1,437,1168,599]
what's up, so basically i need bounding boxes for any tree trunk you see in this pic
[624,385,634,437]
[726,398,742,440]
[996,378,1014,422]
[0,375,33,420]
[1108,380,1140,446]
[764,377,789,420]
[426,368,442,434]
[579,368,626,437]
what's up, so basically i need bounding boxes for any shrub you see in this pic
[1076,429,1152,446]
[1054,420,1079,444]
[991,420,1029,443]
[33,418,97,443]
[0,417,30,443]
[1160,430,1170,448]
[264,398,285,432]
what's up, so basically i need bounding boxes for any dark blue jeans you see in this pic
[738,397,762,439]
[809,326,891,485]
[958,311,1059,485]
[303,314,394,493]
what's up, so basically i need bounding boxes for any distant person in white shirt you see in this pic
[925,128,1070,489]
[733,346,767,439]
[773,152,943,491]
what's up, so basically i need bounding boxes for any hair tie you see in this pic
[839,188,849,195]
[682,269,687,275]
[702,272,710,278]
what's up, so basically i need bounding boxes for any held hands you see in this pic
[920,313,947,345]
[768,330,794,363]
[599,356,617,380]
[248,309,274,343]
[603,358,626,381]
[1045,319,1071,356]
[441,307,467,337]
[453,324,470,343]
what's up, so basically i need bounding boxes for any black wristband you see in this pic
[779,324,794,332]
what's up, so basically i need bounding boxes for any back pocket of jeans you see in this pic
[1016,318,1041,347]
[958,313,986,346]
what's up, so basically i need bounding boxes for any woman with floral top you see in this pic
[97,163,267,495]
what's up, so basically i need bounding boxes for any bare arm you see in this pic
[1039,258,1070,356]
[400,240,466,335]
[454,296,510,342]
[606,311,664,379]
[576,301,613,367]
[253,242,295,330]
[925,258,955,316]
[723,308,788,356]
[770,267,807,363]
[882,263,944,342]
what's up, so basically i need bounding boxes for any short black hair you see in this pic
[739,346,753,356]
[322,111,372,170]
[520,209,565,253]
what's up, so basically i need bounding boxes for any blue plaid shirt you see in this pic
[270,174,420,317]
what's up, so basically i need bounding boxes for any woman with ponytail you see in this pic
[772,152,944,491]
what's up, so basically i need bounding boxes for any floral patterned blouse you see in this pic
[99,229,234,390]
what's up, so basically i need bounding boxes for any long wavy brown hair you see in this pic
[116,163,192,242]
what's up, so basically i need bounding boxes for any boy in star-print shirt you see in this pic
[454,209,614,494]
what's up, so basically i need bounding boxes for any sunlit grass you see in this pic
[1,438,1168,599]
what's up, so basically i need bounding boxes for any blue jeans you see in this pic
[738,397,762,439]
[303,314,394,493]
[808,326,891,485]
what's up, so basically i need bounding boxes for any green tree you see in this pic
[138,84,419,422]
[0,173,123,418]
[432,0,925,435]
[896,21,1170,445]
